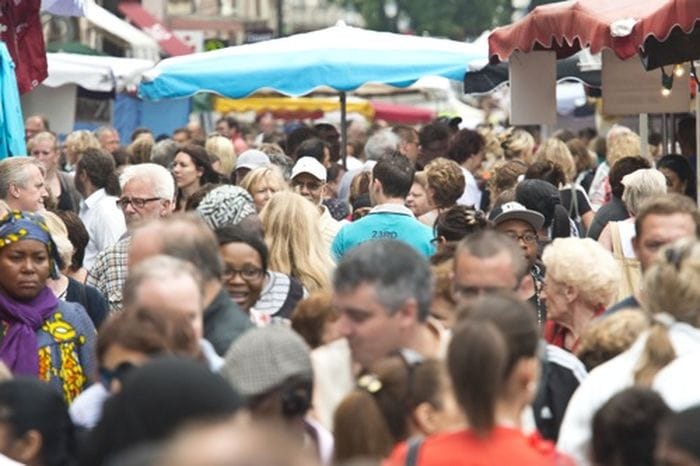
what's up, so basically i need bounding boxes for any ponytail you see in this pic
[551,204,571,238]
[448,319,507,437]
[634,314,677,386]
[333,389,395,462]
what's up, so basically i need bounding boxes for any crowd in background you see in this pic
[0,111,699,465]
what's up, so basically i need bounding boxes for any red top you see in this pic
[383,427,574,466]
[488,0,700,63]
[544,305,605,352]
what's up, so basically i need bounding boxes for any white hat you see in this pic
[236,150,271,171]
[291,157,327,182]
[491,201,545,232]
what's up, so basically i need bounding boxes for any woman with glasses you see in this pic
[541,238,619,352]
[0,211,96,403]
[216,224,305,324]
[28,132,80,212]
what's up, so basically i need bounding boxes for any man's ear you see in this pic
[396,298,419,329]
[10,429,42,464]
[7,183,21,199]
[515,273,534,302]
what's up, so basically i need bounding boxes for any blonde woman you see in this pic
[589,127,642,209]
[239,166,288,212]
[559,237,700,466]
[419,158,465,227]
[499,127,535,163]
[260,191,334,292]
[206,135,236,178]
[28,132,80,212]
[64,130,101,170]
[542,237,619,352]
[535,137,595,230]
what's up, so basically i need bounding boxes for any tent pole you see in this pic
[662,113,668,156]
[696,93,700,204]
[340,91,347,170]
[639,113,649,160]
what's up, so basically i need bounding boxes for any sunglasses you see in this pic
[99,361,135,388]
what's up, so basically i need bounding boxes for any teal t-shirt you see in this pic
[332,207,435,260]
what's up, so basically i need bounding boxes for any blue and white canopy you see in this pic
[139,22,486,101]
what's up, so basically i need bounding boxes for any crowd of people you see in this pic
[0,112,699,465]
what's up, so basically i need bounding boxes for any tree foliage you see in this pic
[336,0,513,39]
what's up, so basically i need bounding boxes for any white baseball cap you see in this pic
[291,157,327,182]
[235,150,271,171]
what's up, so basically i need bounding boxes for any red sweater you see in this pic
[383,427,574,466]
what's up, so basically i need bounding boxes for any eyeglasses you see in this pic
[504,231,538,245]
[292,180,323,191]
[99,361,135,388]
[116,197,162,209]
[222,265,263,281]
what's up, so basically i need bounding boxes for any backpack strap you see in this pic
[405,436,424,466]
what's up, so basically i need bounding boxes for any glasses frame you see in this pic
[222,265,264,282]
[116,197,162,209]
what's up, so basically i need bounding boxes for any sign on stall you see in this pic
[509,50,557,125]
[602,49,690,115]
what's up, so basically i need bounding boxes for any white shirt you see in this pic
[457,166,482,208]
[319,205,341,250]
[80,188,126,270]
[557,322,700,466]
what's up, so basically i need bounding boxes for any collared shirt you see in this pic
[331,202,434,260]
[79,188,126,270]
[86,236,130,314]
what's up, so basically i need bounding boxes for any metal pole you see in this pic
[340,91,347,170]
[696,94,700,204]
[662,113,668,156]
[277,0,284,37]
[639,113,649,160]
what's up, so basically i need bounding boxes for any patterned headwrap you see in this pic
[0,211,62,279]
[196,185,257,230]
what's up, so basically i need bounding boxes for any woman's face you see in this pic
[0,239,50,301]
[219,242,265,312]
[30,140,59,173]
[251,178,281,212]
[659,167,687,195]
[406,183,431,217]
[172,152,202,190]
[541,276,570,323]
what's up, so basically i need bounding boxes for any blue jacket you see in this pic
[0,43,26,158]
[332,204,435,260]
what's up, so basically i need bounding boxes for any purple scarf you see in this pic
[0,287,58,376]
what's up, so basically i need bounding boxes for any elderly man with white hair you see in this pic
[87,163,175,313]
